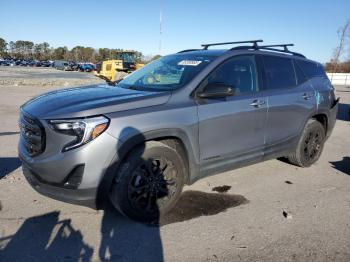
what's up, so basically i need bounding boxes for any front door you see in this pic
[197,55,267,163]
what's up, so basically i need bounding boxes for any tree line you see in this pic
[325,60,350,73]
[0,37,144,63]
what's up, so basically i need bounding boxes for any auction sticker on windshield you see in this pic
[178,60,202,66]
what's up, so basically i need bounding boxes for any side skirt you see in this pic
[188,135,298,185]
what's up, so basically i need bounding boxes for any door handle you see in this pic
[303,93,311,100]
[250,100,265,108]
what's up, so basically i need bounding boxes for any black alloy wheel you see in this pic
[127,157,178,214]
[109,141,185,222]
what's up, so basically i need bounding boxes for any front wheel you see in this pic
[288,119,326,167]
[109,141,185,222]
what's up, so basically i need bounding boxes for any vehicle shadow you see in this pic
[99,204,164,261]
[0,211,93,262]
[0,191,248,262]
[337,103,350,121]
[98,126,165,261]
[97,126,248,260]
[0,126,248,261]
[329,157,350,176]
[0,157,21,178]
[99,190,248,260]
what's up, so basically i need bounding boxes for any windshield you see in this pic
[118,54,214,91]
[116,53,134,63]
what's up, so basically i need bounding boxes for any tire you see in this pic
[288,119,326,167]
[109,141,185,222]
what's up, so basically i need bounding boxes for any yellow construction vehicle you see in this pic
[95,51,144,84]
[135,63,145,69]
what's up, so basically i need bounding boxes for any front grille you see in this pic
[19,111,45,157]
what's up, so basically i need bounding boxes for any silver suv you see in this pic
[19,40,339,222]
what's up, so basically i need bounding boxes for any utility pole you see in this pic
[159,0,163,55]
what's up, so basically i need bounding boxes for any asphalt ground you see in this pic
[0,67,349,262]
[0,66,94,79]
[0,66,103,88]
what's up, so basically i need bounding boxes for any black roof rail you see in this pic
[177,49,201,53]
[177,41,306,58]
[201,40,263,50]
[259,47,306,58]
[230,43,306,58]
[258,44,294,51]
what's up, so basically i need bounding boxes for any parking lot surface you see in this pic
[0,68,349,261]
[0,66,103,87]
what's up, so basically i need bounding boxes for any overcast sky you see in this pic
[1,0,350,62]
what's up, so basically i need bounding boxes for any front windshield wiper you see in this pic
[118,85,145,91]
[119,84,170,92]
[128,85,144,91]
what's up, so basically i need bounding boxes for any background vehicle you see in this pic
[78,63,95,72]
[0,60,10,66]
[20,60,29,66]
[95,51,140,84]
[54,60,73,71]
[40,61,52,67]
[19,40,338,223]
[29,60,42,67]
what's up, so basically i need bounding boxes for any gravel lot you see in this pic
[0,66,103,87]
[0,67,349,262]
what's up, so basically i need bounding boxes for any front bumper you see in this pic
[22,164,97,208]
[18,125,120,208]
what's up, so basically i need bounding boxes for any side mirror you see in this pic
[197,82,234,99]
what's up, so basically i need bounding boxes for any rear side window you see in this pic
[263,56,296,90]
[295,60,325,78]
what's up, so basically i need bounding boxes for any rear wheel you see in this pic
[288,119,325,167]
[109,141,185,222]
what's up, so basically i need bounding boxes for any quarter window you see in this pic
[295,60,325,78]
[205,56,258,95]
[263,56,296,90]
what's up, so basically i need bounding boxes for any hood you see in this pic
[22,84,171,119]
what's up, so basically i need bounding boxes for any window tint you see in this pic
[263,56,296,90]
[206,56,258,95]
[293,60,308,85]
[296,60,325,78]
[119,54,214,91]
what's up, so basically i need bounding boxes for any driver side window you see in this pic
[205,55,258,95]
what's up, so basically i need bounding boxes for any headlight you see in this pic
[48,116,109,152]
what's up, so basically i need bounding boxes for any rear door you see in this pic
[197,55,267,162]
[261,55,316,148]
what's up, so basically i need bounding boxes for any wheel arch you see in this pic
[96,128,198,209]
[311,113,328,134]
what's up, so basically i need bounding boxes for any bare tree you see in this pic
[332,19,350,74]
